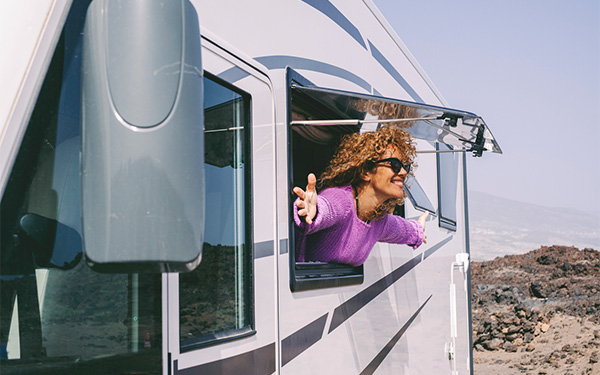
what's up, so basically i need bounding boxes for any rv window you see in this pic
[288,91,366,290]
[0,3,162,372]
[288,70,425,291]
[437,143,458,231]
[179,74,253,349]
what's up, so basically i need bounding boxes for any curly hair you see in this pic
[318,127,416,220]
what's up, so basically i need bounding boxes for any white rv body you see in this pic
[0,1,499,374]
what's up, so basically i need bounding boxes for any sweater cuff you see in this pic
[409,219,425,249]
[293,196,330,233]
[293,198,307,228]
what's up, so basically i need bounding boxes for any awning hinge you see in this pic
[467,124,487,157]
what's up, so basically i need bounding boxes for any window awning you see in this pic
[290,85,502,157]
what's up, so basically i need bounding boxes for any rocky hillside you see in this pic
[471,245,600,375]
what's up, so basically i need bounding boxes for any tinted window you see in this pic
[179,75,253,349]
[437,143,459,230]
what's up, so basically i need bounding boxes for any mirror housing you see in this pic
[82,0,204,272]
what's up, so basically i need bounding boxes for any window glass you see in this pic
[179,75,252,349]
[404,175,436,214]
[437,143,459,230]
[0,3,162,373]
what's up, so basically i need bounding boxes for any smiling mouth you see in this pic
[392,180,404,188]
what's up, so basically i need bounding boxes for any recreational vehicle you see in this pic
[0,0,501,374]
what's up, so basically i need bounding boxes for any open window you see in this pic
[288,70,365,291]
[287,69,501,292]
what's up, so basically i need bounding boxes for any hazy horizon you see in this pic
[468,190,600,261]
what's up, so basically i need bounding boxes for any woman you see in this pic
[293,127,428,266]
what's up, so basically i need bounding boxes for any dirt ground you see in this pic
[471,246,600,375]
[474,314,599,374]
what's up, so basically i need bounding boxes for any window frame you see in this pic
[178,72,255,351]
[287,68,364,292]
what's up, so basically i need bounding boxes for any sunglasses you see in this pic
[372,158,411,174]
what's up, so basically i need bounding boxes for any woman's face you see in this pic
[366,147,408,202]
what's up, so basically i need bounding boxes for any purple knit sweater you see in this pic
[293,185,425,266]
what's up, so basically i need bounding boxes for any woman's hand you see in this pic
[418,211,429,244]
[293,173,318,225]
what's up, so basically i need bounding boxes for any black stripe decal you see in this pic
[368,40,424,103]
[281,313,328,366]
[254,240,274,259]
[301,0,367,49]
[328,238,449,333]
[176,238,451,372]
[359,295,433,375]
[175,343,275,375]
[424,236,452,260]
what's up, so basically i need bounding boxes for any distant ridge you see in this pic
[468,191,600,261]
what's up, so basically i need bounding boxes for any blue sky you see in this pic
[373,0,600,215]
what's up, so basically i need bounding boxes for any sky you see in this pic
[373,0,600,215]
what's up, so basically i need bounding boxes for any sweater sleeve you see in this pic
[378,215,424,249]
[293,186,353,235]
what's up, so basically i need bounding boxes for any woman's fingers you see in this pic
[417,212,428,244]
[418,211,429,230]
[306,173,317,192]
[293,173,318,225]
[293,186,305,200]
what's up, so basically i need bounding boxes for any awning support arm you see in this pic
[289,116,439,126]
[416,150,467,154]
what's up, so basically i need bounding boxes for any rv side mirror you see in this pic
[81,0,204,272]
[19,213,83,270]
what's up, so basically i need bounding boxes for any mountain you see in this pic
[468,191,600,261]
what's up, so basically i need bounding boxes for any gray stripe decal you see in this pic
[255,56,371,92]
[328,237,449,333]
[359,295,433,375]
[254,240,274,259]
[280,238,288,254]
[217,66,250,83]
[368,40,424,103]
[216,56,371,92]
[175,343,275,375]
[301,0,367,49]
[281,313,328,366]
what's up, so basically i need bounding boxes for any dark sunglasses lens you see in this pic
[390,159,410,174]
